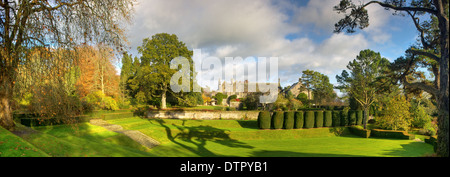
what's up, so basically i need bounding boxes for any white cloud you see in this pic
[127,0,382,89]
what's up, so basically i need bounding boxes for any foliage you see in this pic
[332,111,341,127]
[242,93,261,110]
[271,111,284,129]
[83,91,119,111]
[258,111,271,129]
[376,95,412,131]
[296,92,309,107]
[302,70,336,107]
[130,33,194,109]
[304,111,315,128]
[336,49,391,129]
[283,112,295,129]
[314,111,324,128]
[294,111,304,129]
[213,93,228,105]
[324,111,332,127]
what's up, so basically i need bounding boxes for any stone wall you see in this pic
[146,110,259,120]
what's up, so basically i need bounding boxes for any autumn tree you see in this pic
[333,0,448,157]
[1,0,134,130]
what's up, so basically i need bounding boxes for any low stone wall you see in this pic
[146,110,259,120]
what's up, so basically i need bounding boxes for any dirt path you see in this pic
[89,119,160,149]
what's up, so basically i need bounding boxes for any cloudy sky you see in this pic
[124,0,419,92]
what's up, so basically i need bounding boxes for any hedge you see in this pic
[314,111,324,128]
[258,111,271,129]
[283,112,295,129]
[340,110,349,126]
[272,111,284,129]
[102,112,134,120]
[425,136,437,152]
[304,111,315,128]
[348,126,371,138]
[294,111,304,129]
[20,116,89,127]
[348,110,356,125]
[356,110,363,125]
[332,111,340,127]
[324,111,332,127]
[370,129,415,140]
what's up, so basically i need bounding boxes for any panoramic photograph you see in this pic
[1,0,448,167]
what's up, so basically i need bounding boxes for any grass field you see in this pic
[1,115,434,157]
[107,117,434,157]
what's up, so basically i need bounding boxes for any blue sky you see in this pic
[125,0,421,94]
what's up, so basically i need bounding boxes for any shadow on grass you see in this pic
[150,119,254,157]
[381,141,435,157]
[250,150,371,157]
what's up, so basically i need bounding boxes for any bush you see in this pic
[349,126,371,138]
[376,95,412,131]
[304,111,315,128]
[324,111,332,127]
[340,109,349,126]
[314,111,324,128]
[348,110,357,125]
[283,112,295,129]
[294,111,304,129]
[356,110,363,125]
[258,111,271,129]
[332,111,340,127]
[272,111,284,129]
[83,91,119,111]
[370,129,414,140]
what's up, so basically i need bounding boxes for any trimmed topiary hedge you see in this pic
[283,112,295,129]
[370,129,415,139]
[332,111,340,127]
[271,111,284,129]
[324,111,332,127]
[258,111,271,129]
[314,111,324,128]
[340,110,349,126]
[294,111,304,129]
[348,110,356,125]
[356,110,363,125]
[348,126,371,138]
[304,111,315,128]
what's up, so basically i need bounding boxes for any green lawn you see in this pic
[107,117,435,157]
[1,116,434,157]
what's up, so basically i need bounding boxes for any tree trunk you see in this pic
[436,7,449,157]
[161,89,167,109]
[363,107,369,130]
[0,79,15,131]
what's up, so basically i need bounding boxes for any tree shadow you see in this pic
[381,141,435,157]
[150,119,254,157]
[328,126,354,137]
[250,150,371,157]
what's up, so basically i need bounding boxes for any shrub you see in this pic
[304,111,315,128]
[370,129,414,140]
[294,111,304,129]
[83,91,119,111]
[376,95,412,131]
[258,111,271,129]
[356,110,363,125]
[283,112,295,129]
[314,111,324,128]
[324,111,332,127]
[340,108,349,126]
[332,111,340,127]
[271,111,284,129]
[349,126,371,138]
[348,110,356,125]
